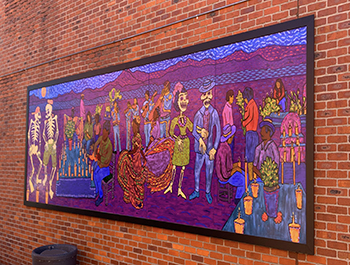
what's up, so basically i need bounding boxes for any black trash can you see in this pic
[32,244,77,265]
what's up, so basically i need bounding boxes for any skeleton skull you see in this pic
[34,107,41,121]
[45,104,52,119]
[35,111,42,121]
[200,90,213,108]
[178,92,189,112]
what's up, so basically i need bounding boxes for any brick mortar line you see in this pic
[0,0,248,80]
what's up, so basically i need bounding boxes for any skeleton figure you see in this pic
[42,100,59,199]
[28,107,42,193]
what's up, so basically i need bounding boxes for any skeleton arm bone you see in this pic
[38,123,42,154]
[28,120,33,146]
[54,115,59,144]
[43,121,48,144]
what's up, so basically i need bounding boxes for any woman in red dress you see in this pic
[118,114,175,209]
[118,118,149,209]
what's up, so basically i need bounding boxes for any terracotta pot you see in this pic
[244,195,253,215]
[251,182,259,198]
[234,209,245,234]
[289,214,300,243]
[295,185,302,209]
[263,185,280,218]
[234,219,245,234]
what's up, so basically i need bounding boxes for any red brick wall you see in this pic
[0,0,349,264]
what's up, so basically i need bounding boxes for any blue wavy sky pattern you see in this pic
[30,27,306,99]
[138,27,306,73]
[30,71,122,99]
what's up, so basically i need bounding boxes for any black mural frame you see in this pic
[25,15,314,254]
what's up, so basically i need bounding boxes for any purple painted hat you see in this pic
[199,79,215,93]
[259,119,275,135]
[221,124,236,142]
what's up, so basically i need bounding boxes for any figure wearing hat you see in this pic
[253,119,280,177]
[253,119,281,223]
[215,124,245,205]
[189,80,221,204]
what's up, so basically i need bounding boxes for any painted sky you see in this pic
[29,27,307,100]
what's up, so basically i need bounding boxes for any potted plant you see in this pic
[288,89,303,115]
[260,156,280,219]
[64,117,75,151]
[259,96,281,119]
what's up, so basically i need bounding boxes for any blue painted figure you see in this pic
[160,81,172,138]
[112,100,121,153]
[124,101,132,150]
[189,80,221,204]
[90,120,113,207]
[141,90,155,147]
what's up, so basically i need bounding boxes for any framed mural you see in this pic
[25,15,314,253]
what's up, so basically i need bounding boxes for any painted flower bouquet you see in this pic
[288,89,304,114]
[260,156,279,190]
[235,91,246,135]
[65,120,75,139]
[259,96,280,119]
[261,156,281,220]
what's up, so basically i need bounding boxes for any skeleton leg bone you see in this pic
[29,154,35,193]
[177,166,186,199]
[164,165,176,194]
[43,166,48,187]
[36,154,43,188]
[49,167,56,199]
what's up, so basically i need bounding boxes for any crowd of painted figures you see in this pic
[28,78,288,209]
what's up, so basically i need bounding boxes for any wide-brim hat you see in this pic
[259,119,275,135]
[221,124,236,142]
[199,79,215,93]
[32,106,40,115]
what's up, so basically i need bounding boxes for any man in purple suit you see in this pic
[189,80,221,204]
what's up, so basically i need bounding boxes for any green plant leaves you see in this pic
[260,156,279,188]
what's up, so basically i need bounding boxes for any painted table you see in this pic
[222,182,306,243]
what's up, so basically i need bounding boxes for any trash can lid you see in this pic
[40,248,68,256]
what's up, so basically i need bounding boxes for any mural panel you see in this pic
[25,16,314,253]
